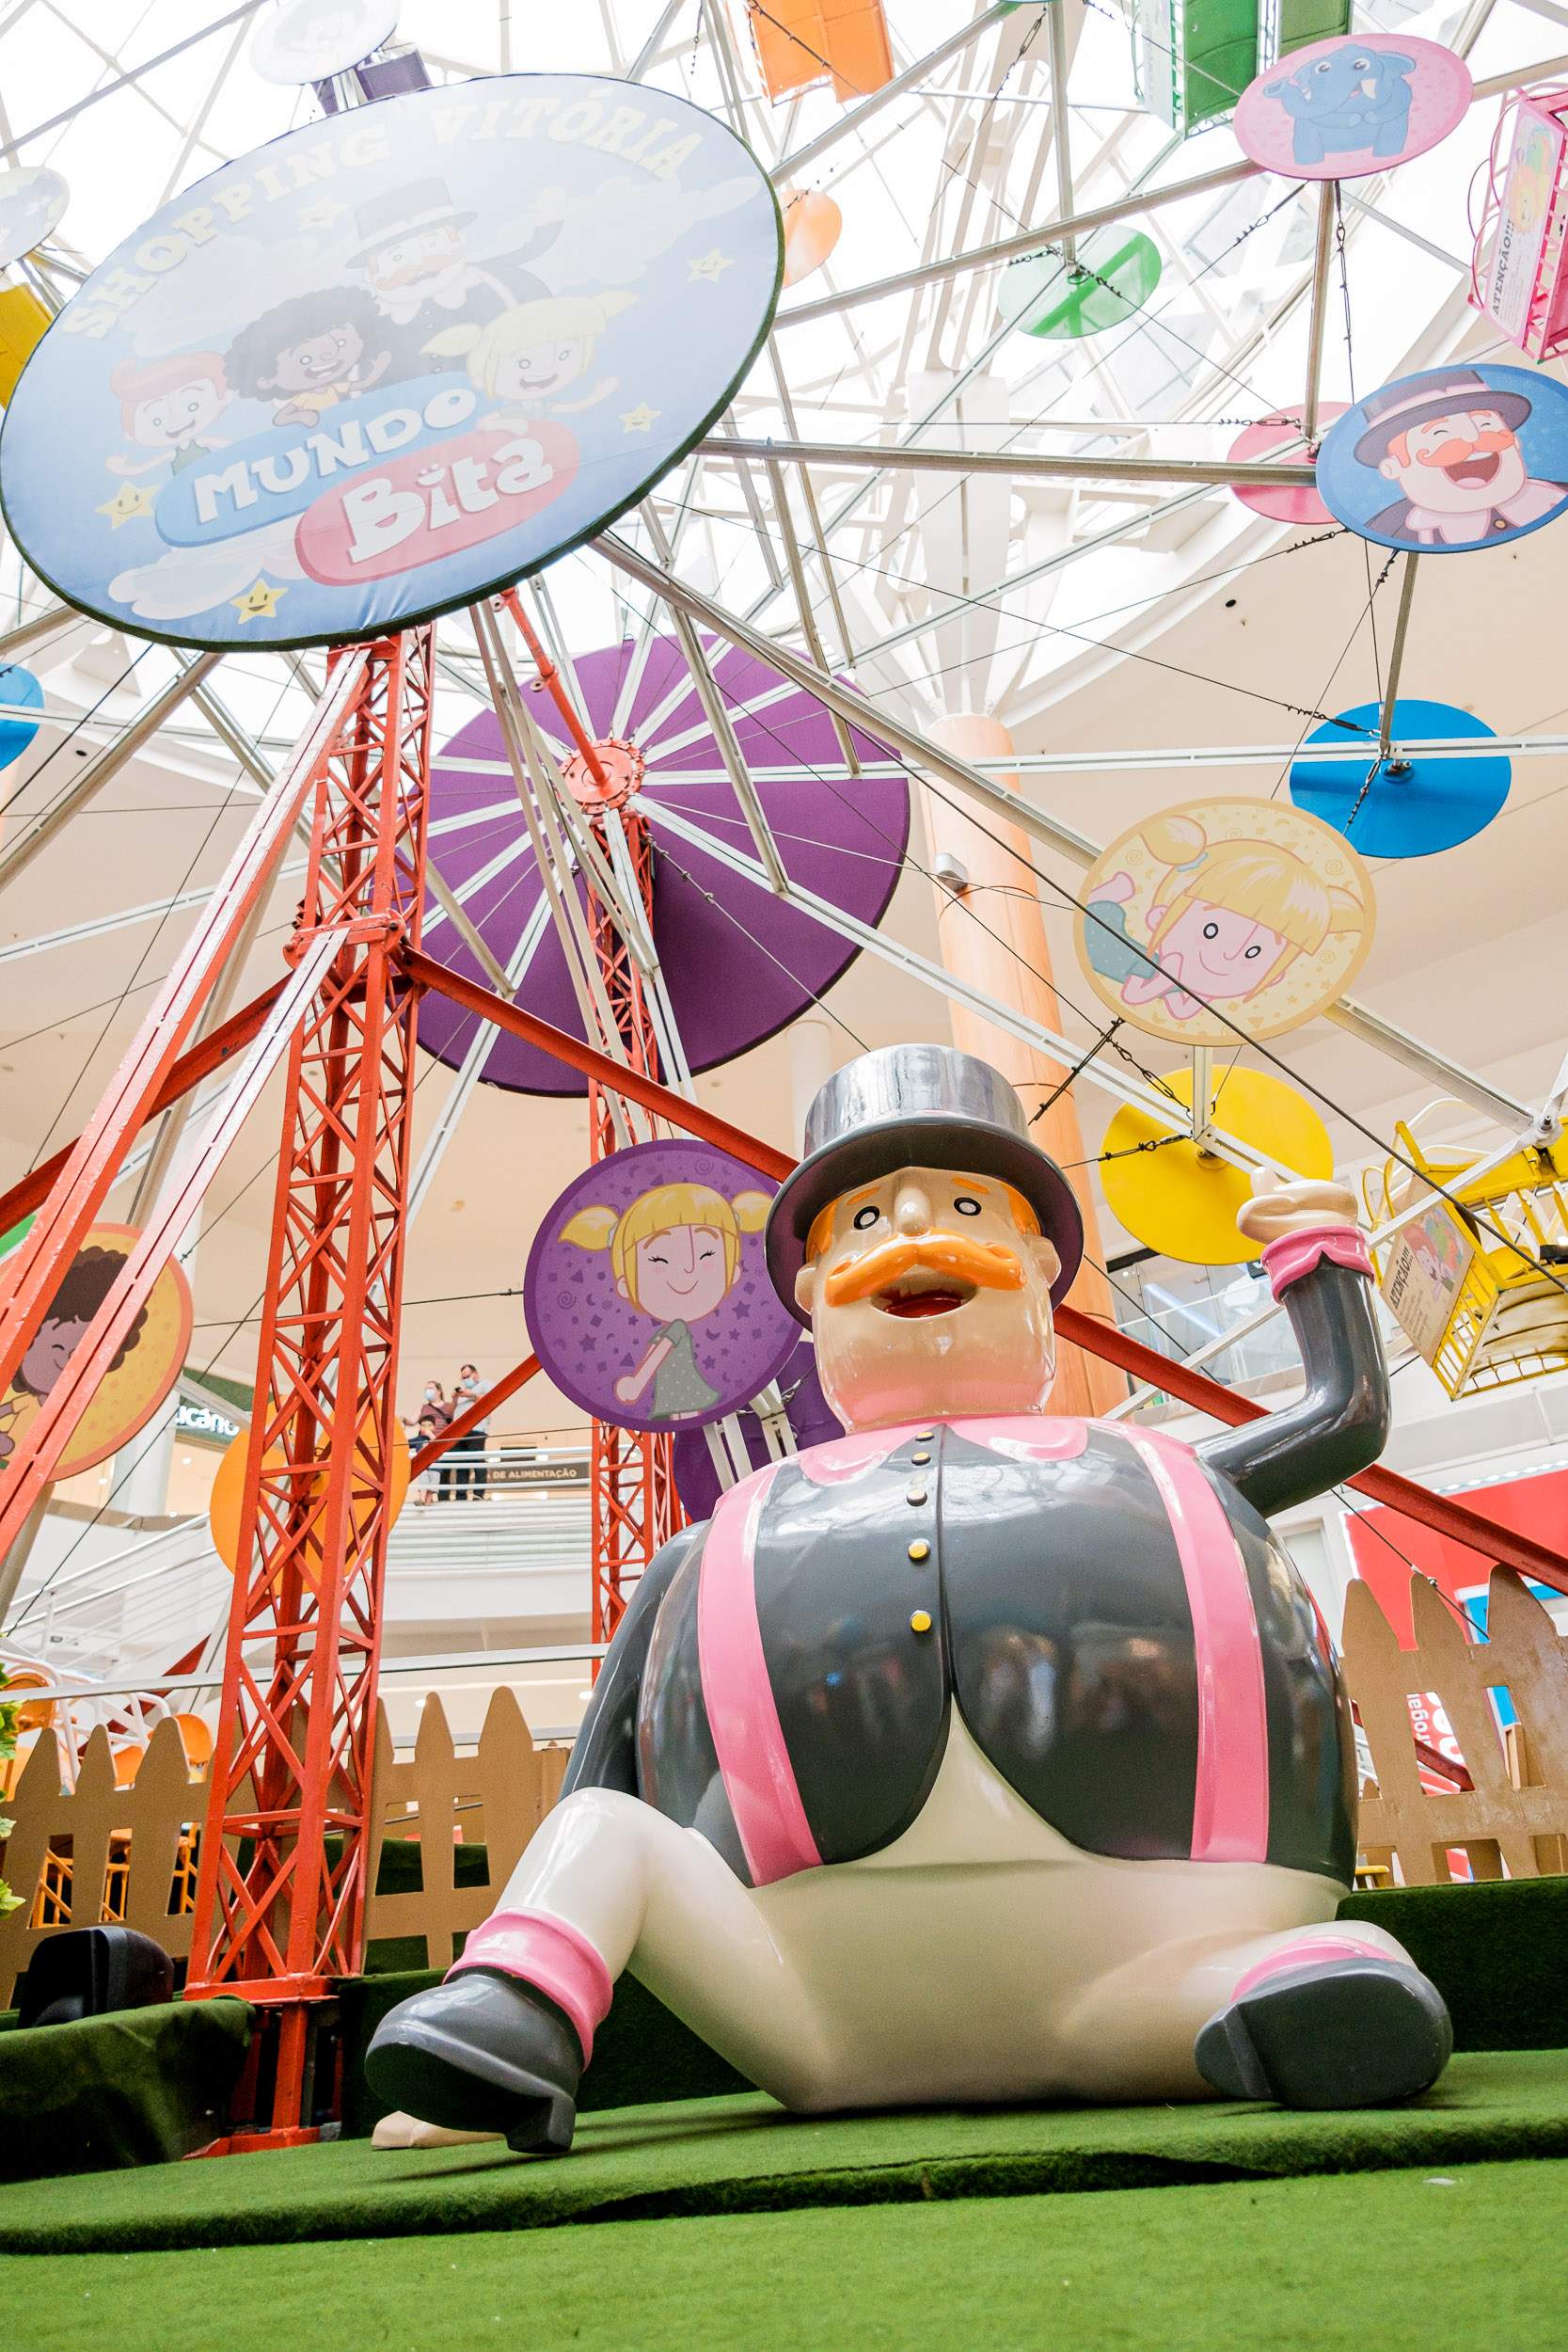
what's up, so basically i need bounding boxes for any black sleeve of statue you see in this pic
[560,1524,705,1799]
[1198,1261,1390,1519]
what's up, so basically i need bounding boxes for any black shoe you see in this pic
[1196,1957,1452,2110]
[365,1968,585,2154]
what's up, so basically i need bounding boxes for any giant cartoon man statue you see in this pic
[369,1044,1451,2153]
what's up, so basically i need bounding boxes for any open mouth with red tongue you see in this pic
[875,1269,976,1319]
[1444,450,1500,487]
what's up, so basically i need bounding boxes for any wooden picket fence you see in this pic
[2,1569,1565,2004]
[1342,1567,1568,1884]
[0,1690,568,2007]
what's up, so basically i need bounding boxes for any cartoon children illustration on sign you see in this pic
[1264,42,1418,168]
[562,1181,771,1422]
[226,288,397,429]
[424,292,636,427]
[106,353,231,477]
[1352,369,1568,549]
[0,1244,147,1469]
[1079,806,1370,1042]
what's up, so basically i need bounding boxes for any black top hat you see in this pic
[1353,368,1531,466]
[765,1042,1085,1324]
[349,179,476,266]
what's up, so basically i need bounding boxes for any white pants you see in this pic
[493,1717,1408,2110]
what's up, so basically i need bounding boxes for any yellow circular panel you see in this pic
[210,1415,410,1576]
[1074,798,1375,1048]
[0,1222,193,1481]
[1101,1068,1334,1265]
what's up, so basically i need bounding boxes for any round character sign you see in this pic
[0,75,781,650]
[1316,363,1568,554]
[0,167,69,270]
[250,1,399,86]
[0,1222,192,1481]
[1074,797,1375,1047]
[525,1139,798,1436]
[1233,34,1470,181]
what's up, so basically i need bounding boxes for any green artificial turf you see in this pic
[1343,1878,1568,2052]
[0,1997,252,2184]
[6,2159,1562,2352]
[7,2049,1568,2256]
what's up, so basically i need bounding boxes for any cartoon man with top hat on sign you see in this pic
[350,174,567,373]
[368,1043,1451,2155]
[1358,367,1568,548]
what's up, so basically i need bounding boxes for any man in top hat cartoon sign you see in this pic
[368,1043,1451,2156]
[350,175,565,371]
[1358,367,1568,548]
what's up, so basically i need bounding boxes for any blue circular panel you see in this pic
[0,661,42,771]
[1316,363,1568,554]
[0,76,781,650]
[1290,698,1510,858]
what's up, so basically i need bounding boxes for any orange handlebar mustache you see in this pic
[822,1231,1026,1307]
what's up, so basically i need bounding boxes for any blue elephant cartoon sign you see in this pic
[1316,364,1568,553]
[1234,34,1470,181]
[0,75,781,651]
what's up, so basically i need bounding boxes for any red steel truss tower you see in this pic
[183,628,436,2145]
[584,803,680,1650]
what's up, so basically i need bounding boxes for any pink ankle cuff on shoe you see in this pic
[1231,1935,1400,2003]
[447,1910,613,2062]
[1261,1224,1374,1300]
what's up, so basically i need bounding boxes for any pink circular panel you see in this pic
[1229,405,1348,525]
[1234,35,1471,183]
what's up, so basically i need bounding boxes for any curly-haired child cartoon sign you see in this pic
[0,75,781,649]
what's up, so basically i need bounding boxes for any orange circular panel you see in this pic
[781,188,842,287]
[1074,798,1375,1048]
[209,1416,411,1576]
[0,1222,192,1482]
[1100,1067,1335,1265]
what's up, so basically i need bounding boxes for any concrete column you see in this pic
[923,712,1127,1418]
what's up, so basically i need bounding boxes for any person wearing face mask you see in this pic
[417,1381,453,1501]
[451,1364,489,1502]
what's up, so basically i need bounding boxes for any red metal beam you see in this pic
[0,654,368,1403]
[406,948,1568,1597]
[0,982,285,1239]
[496,587,610,798]
[411,1354,541,1470]
[1062,1311,1568,1596]
[403,948,796,1178]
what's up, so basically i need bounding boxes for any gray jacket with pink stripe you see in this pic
[565,1235,1388,1891]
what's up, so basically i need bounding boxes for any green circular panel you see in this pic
[1002,228,1162,341]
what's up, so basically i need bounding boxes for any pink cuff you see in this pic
[447,1909,613,2063]
[1261,1223,1373,1301]
[1232,1934,1402,2002]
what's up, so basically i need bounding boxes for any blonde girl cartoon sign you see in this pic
[1074,799,1375,1047]
[525,1140,797,1435]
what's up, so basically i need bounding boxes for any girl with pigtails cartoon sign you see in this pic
[525,1140,796,1435]
[1075,800,1375,1046]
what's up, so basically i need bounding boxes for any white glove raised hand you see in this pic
[1236,1168,1360,1250]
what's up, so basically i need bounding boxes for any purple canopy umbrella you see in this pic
[418,637,910,1094]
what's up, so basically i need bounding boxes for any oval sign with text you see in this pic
[0,74,782,650]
